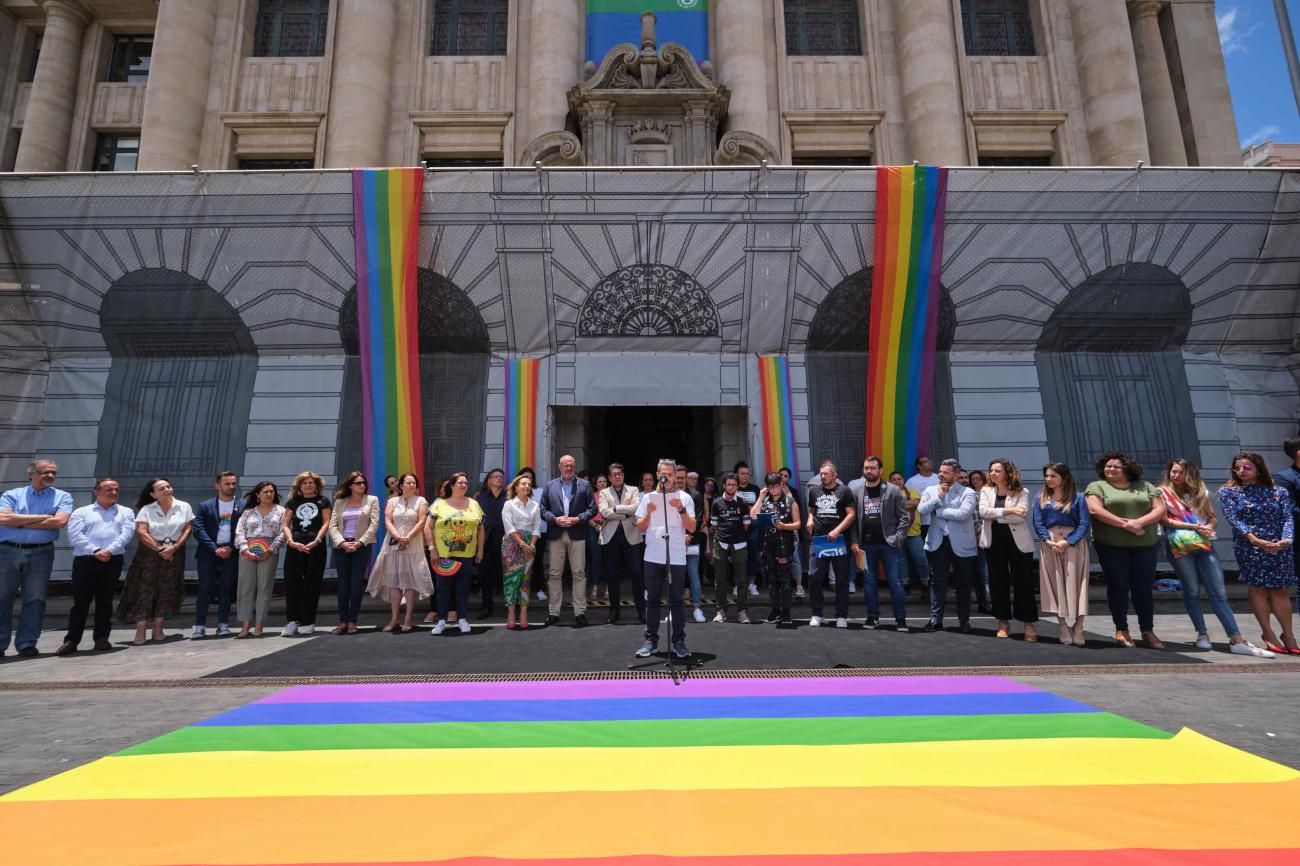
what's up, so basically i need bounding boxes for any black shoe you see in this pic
[544,614,560,627]
[607,612,621,625]
[978,604,993,616]
[575,614,588,628]
[764,610,781,624]
[959,621,973,634]
[18,646,39,658]
[865,616,880,629]
[779,613,794,625]
[921,619,942,633]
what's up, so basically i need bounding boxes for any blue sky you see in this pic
[1218,0,1300,147]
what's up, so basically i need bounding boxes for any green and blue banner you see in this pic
[586,0,709,63]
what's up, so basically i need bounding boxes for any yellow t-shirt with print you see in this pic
[431,498,484,559]
[905,486,922,537]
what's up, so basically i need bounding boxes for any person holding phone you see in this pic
[751,472,801,625]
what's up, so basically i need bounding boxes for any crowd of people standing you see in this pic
[0,436,1297,660]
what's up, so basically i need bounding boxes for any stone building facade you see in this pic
[0,0,1242,173]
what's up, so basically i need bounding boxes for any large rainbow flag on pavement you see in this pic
[867,165,949,475]
[587,0,709,63]
[352,168,425,489]
[4,674,1299,864]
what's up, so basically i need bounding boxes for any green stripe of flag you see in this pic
[116,713,1170,756]
[587,0,709,13]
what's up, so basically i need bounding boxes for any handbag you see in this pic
[1160,488,1212,558]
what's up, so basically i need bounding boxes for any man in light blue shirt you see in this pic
[918,458,978,634]
[57,478,136,655]
[0,459,74,657]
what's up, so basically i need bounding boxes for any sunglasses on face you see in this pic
[1236,464,1256,473]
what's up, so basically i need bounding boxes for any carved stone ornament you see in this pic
[577,264,720,337]
[715,130,779,166]
[627,119,671,144]
[519,130,585,167]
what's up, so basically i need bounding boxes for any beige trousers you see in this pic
[547,533,587,616]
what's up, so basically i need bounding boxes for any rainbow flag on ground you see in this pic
[867,165,949,475]
[587,0,709,63]
[758,354,798,479]
[503,356,539,476]
[4,674,1299,864]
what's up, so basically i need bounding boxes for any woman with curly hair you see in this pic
[1084,451,1166,648]
[429,471,486,635]
[279,470,331,636]
[1218,453,1296,655]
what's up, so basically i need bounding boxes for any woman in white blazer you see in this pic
[329,471,381,633]
[979,458,1039,641]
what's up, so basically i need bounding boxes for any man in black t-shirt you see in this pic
[849,456,911,630]
[805,461,856,627]
[734,461,762,595]
[710,473,751,622]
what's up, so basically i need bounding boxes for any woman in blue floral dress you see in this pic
[1218,452,1296,654]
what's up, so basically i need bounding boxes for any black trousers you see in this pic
[809,546,850,618]
[478,528,503,608]
[65,554,123,645]
[761,540,795,616]
[643,561,686,645]
[283,545,326,626]
[986,532,1038,623]
[604,528,645,619]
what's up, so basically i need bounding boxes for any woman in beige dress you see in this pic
[365,473,433,633]
[1032,462,1092,645]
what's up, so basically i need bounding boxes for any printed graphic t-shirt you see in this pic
[286,495,327,544]
[432,498,485,559]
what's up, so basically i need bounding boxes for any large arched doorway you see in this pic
[96,268,258,516]
[1035,262,1200,471]
[805,268,957,475]
[338,268,491,488]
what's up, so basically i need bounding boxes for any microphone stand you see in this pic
[627,476,696,684]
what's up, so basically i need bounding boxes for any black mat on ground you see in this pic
[206,617,1207,678]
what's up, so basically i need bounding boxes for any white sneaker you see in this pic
[190,625,205,639]
[298,624,315,635]
[281,622,298,637]
[713,611,727,623]
[836,617,848,629]
[849,582,857,594]
[1230,641,1275,658]
[216,623,231,637]
[431,620,446,635]
[896,622,910,633]
[748,583,759,597]
[738,610,751,624]
[457,618,471,634]
[536,590,548,601]
[1195,633,1212,650]
[693,607,706,623]
[808,615,823,627]
[794,586,806,598]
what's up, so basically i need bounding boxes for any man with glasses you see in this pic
[0,459,73,657]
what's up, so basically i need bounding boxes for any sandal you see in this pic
[381,621,398,633]
[995,621,1010,639]
[399,624,414,634]
[347,624,358,634]
[1023,625,1038,643]
[330,624,347,635]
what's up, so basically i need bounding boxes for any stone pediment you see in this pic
[581,42,720,93]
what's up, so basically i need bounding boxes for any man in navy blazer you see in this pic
[190,471,244,638]
[539,455,597,627]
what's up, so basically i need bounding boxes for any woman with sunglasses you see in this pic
[328,471,380,634]
[1218,452,1296,655]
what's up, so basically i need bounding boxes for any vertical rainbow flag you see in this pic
[758,354,798,479]
[352,168,425,489]
[587,0,710,63]
[504,357,539,475]
[6,674,1300,864]
[867,165,949,475]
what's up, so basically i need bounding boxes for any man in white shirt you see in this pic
[57,478,135,655]
[634,459,696,660]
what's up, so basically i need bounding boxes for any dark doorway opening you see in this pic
[584,406,716,480]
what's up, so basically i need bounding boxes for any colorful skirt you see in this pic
[501,532,536,606]
[117,545,184,623]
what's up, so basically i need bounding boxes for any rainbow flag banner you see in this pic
[587,0,709,63]
[4,674,1299,864]
[867,165,949,475]
[758,354,798,479]
[353,167,425,488]
[504,356,540,476]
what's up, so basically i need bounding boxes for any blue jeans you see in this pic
[902,535,929,587]
[685,552,701,605]
[0,542,55,652]
[1167,544,1240,638]
[194,554,238,627]
[861,543,906,623]
[1095,542,1157,633]
[334,547,371,624]
[746,526,760,581]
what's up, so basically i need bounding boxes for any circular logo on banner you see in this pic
[433,558,463,577]
[677,0,699,8]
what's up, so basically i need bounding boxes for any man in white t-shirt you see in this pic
[633,459,696,660]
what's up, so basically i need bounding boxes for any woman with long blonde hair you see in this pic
[1032,463,1090,645]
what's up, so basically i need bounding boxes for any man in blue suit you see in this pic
[918,458,978,634]
[539,455,597,627]
[191,471,243,638]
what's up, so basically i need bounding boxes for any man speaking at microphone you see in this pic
[633,459,696,660]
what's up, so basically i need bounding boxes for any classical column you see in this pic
[1131,2,1186,165]
[1067,0,1149,165]
[137,0,217,171]
[891,0,967,165]
[525,0,581,143]
[324,0,396,167]
[13,0,88,172]
[714,0,770,145]
[1165,0,1241,165]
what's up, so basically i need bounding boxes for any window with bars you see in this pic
[978,155,1051,166]
[961,0,1036,56]
[793,155,873,166]
[238,158,315,170]
[93,135,140,172]
[783,0,861,57]
[253,0,329,58]
[107,35,153,83]
[431,0,509,56]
